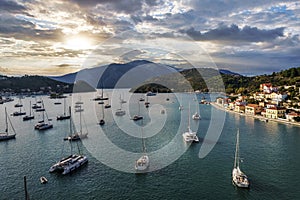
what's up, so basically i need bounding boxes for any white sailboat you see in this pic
[132,101,143,121]
[182,103,199,143]
[57,98,71,120]
[232,129,250,188]
[115,96,126,116]
[192,104,201,120]
[12,97,26,116]
[93,84,108,101]
[192,112,201,120]
[0,107,16,141]
[23,101,34,121]
[135,122,149,171]
[34,101,53,131]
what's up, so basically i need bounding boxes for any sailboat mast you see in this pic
[79,106,82,133]
[69,106,72,136]
[188,103,191,129]
[234,129,239,168]
[29,101,31,116]
[5,107,8,133]
[63,98,66,115]
[141,120,146,154]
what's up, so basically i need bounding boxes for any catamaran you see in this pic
[0,107,16,141]
[50,109,88,175]
[135,121,149,171]
[232,129,250,188]
[182,103,199,143]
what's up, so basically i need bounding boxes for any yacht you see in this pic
[182,104,199,143]
[135,155,149,171]
[135,121,149,172]
[49,154,88,175]
[232,129,250,188]
[182,127,199,143]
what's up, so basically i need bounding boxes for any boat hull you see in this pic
[0,134,16,141]
[49,154,88,175]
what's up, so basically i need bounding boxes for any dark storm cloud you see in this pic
[0,14,64,41]
[70,0,159,14]
[0,0,28,14]
[182,24,285,42]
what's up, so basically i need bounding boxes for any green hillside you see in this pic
[0,75,72,94]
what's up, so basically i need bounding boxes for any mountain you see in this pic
[49,60,181,89]
[219,69,241,76]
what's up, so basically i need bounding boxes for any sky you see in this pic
[0,0,300,76]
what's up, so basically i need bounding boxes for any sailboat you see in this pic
[64,107,88,141]
[57,98,71,120]
[50,121,88,175]
[182,103,199,143]
[99,103,105,126]
[115,95,126,116]
[0,107,16,141]
[232,129,250,188]
[120,94,126,104]
[132,101,143,121]
[14,96,23,107]
[135,121,149,171]
[23,101,35,121]
[144,94,150,108]
[34,101,53,131]
[12,97,26,116]
[192,104,201,120]
[93,84,108,101]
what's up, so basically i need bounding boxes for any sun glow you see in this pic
[65,36,93,50]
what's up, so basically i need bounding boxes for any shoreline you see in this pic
[210,102,300,127]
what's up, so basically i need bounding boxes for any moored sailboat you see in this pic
[232,129,250,188]
[135,121,149,172]
[23,101,34,121]
[34,101,53,131]
[0,107,16,141]
[57,98,71,120]
[64,107,88,141]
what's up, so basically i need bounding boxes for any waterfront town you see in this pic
[214,83,300,124]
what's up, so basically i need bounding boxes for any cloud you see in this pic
[0,0,31,15]
[181,24,285,43]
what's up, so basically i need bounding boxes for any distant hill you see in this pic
[0,75,72,94]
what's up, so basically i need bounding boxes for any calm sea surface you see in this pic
[0,90,299,200]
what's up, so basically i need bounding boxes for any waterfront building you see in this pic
[245,104,262,115]
[265,107,286,119]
